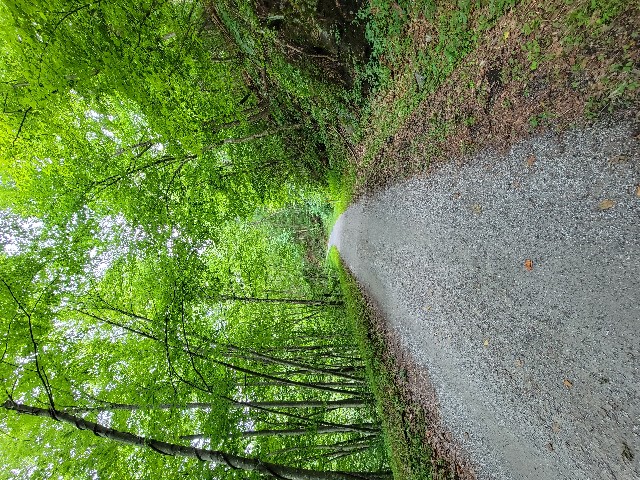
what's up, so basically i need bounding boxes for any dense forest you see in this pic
[0,0,390,478]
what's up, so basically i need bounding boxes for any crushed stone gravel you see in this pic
[330,120,640,480]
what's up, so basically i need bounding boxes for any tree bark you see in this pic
[230,398,366,410]
[219,124,301,145]
[90,302,358,380]
[181,423,378,440]
[217,295,343,306]
[2,400,389,480]
[63,397,366,414]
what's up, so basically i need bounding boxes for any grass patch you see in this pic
[329,247,462,480]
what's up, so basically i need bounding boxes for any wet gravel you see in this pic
[330,120,640,479]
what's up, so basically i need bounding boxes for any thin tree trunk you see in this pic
[228,346,362,381]
[217,295,342,306]
[266,438,374,458]
[63,397,366,415]
[241,423,379,438]
[92,154,196,191]
[2,401,389,480]
[230,398,366,410]
[215,124,302,146]
[182,423,379,440]
[223,398,370,434]
[77,310,361,397]
[91,302,358,380]
[62,401,217,414]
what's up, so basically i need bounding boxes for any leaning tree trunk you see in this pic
[2,400,391,480]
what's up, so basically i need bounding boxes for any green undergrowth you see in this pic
[355,0,519,163]
[324,165,355,233]
[329,247,438,480]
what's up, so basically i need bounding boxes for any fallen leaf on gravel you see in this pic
[483,339,489,347]
[563,379,573,389]
[599,199,615,210]
[635,185,640,197]
[471,203,482,214]
[526,155,536,167]
[622,442,634,461]
[515,358,524,368]
[608,154,630,164]
[524,259,533,271]
[552,422,561,433]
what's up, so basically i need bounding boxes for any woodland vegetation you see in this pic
[0,0,389,478]
[4,0,631,478]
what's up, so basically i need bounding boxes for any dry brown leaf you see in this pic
[472,203,482,214]
[563,379,573,389]
[483,339,489,347]
[526,155,536,167]
[599,199,615,210]
[622,442,633,461]
[635,185,640,197]
[608,154,629,164]
[515,358,524,368]
[524,259,533,271]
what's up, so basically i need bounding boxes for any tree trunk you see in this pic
[217,295,343,306]
[239,424,379,438]
[230,398,366,410]
[218,124,301,145]
[64,398,366,414]
[77,310,361,396]
[89,303,359,380]
[2,401,389,480]
[62,401,218,414]
[266,437,375,458]
[181,423,378,441]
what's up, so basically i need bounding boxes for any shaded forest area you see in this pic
[0,0,389,478]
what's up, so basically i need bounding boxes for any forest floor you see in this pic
[353,1,640,194]
[328,0,640,478]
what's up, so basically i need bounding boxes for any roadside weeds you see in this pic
[330,248,475,480]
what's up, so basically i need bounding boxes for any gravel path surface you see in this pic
[330,120,640,480]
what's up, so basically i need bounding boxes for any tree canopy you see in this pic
[0,1,388,478]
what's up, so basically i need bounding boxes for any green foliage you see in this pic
[0,0,390,478]
[353,0,519,167]
[330,248,436,480]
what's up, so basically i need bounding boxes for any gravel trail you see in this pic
[330,120,640,479]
